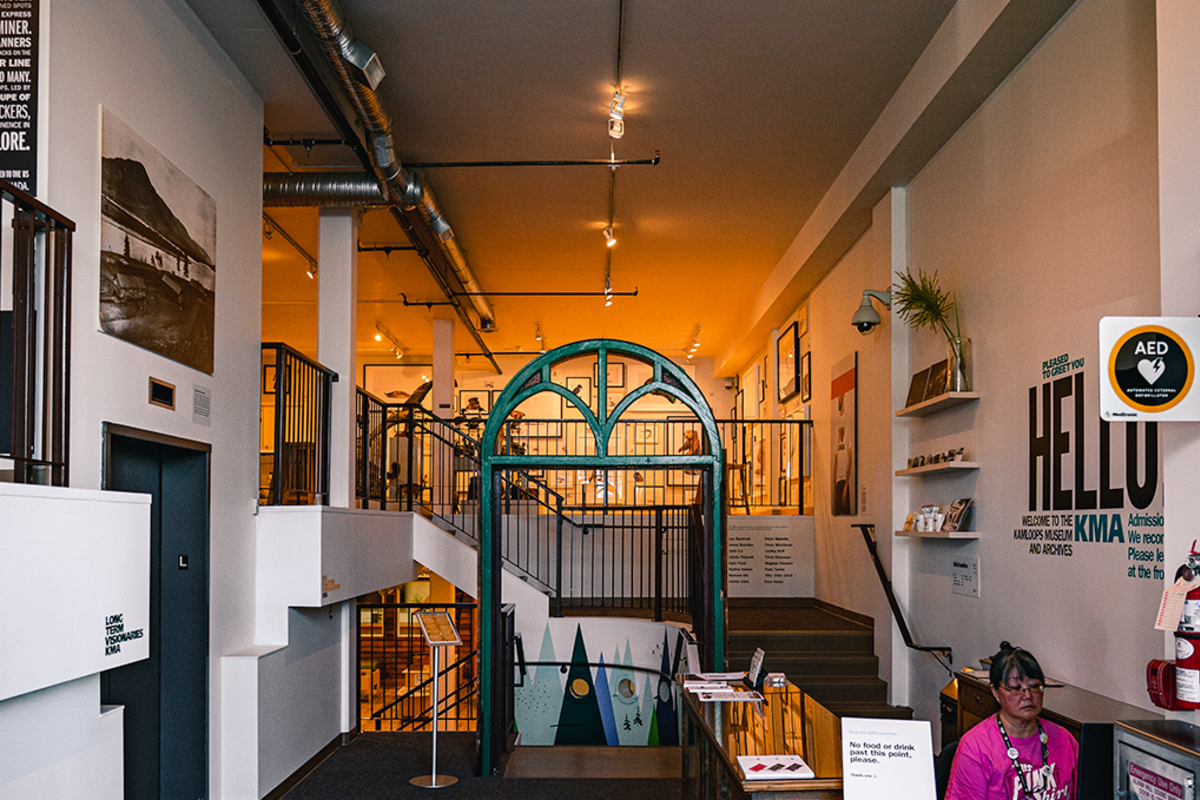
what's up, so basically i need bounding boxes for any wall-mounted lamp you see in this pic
[851,289,892,335]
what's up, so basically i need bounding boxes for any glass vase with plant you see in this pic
[893,269,969,393]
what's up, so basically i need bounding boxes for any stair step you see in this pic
[789,676,890,703]
[823,702,915,720]
[739,653,879,678]
[728,629,875,654]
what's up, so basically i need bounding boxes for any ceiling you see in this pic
[188,0,960,376]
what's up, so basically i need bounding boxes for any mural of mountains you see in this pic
[101,157,213,268]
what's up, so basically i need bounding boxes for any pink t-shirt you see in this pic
[946,715,1078,800]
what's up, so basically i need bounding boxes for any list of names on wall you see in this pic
[728,521,801,597]
[0,0,36,193]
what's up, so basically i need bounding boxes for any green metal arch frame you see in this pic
[477,339,725,775]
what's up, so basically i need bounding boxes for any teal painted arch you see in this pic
[481,338,723,465]
[477,339,727,776]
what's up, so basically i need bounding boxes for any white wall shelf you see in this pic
[895,461,980,477]
[895,391,981,417]
[895,529,979,539]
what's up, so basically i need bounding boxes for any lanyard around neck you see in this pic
[996,714,1048,800]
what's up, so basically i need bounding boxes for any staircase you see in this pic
[726,597,913,720]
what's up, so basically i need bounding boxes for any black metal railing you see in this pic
[260,343,337,505]
[358,601,477,732]
[355,395,484,523]
[493,416,811,514]
[556,501,698,620]
[1,180,74,486]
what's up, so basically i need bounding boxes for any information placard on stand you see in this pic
[410,611,462,789]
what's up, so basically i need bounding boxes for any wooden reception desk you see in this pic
[681,678,843,799]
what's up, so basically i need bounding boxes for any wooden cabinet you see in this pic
[950,668,1161,800]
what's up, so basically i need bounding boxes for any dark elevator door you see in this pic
[102,432,209,800]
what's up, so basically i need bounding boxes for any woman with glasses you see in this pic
[946,642,1078,800]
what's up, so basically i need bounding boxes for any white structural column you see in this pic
[1157,1,1200,720]
[317,209,358,509]
[431,318,456,514]
[881,187,911,709]
[432,318,455,419]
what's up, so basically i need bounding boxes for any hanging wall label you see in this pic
[1099,317,1200,421]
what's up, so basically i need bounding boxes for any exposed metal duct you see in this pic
[291,0,497,333]
[264,172,385,207]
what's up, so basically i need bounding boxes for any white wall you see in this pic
[734,0,1162,735]
[901,0,1160,729]
[0,677,124,800]
[43,0,264,795]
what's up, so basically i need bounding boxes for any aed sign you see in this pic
[1100,317,1200,421]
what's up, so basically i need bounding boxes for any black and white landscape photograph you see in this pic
[100,109,216,373]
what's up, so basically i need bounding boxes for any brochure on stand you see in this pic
[697,690,763,703]
[737,755,815,779]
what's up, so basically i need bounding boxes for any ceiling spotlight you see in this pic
[603,226,616,248]
[374,329,383,342]
[306,267,316,280]
[608,118,624,139]
[609,92,626,120]
[535,324,543,342]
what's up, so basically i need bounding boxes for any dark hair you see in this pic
[989,641,1044,688]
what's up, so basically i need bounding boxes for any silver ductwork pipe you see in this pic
[295,0,496,329]
[263,172,385,207]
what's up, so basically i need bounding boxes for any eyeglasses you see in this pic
[1000,683,1044,696]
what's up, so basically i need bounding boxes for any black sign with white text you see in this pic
[0,0,36,194]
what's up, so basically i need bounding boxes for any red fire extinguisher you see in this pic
[1174,544,1200,709]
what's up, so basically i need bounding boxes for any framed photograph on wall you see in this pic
[777,322,799,403]
[593,361,626,389]
[831,353,857,516]
[262,363,276,395]
[800,351,812,403]
[563,376,593,413]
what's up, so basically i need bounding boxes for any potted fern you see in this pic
[893,269,969,393]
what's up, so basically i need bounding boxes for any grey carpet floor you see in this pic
[283,732,685,799]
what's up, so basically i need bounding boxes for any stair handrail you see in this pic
[853,523,952,662]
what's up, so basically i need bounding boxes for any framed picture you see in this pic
[924,359,949,401]
[262,363,276,395]
[777,322,799,403]
[630,421,659,448]
[458,389,491,417]
[800,351,812,403]
[593,361,626,389]
[905,366,931,408]
[741,364,759,419]
[563,376,593,412]
[606,389,624,414]
[364,364,434,406]
[759,355,768,403]
[831,353,857,516]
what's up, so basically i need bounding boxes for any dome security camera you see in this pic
[850,290,891,335]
